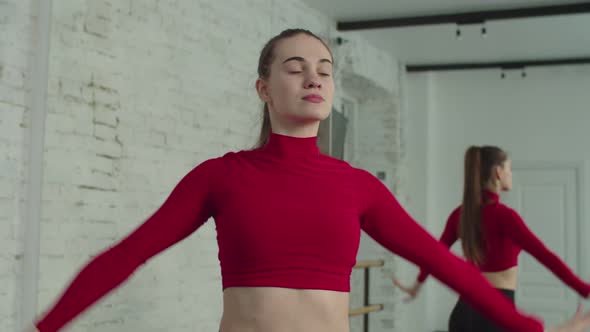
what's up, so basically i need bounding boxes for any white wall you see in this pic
[403,66,590,331]
[0,1,36,331]
[393,72,436,332]
[2,0,403,331]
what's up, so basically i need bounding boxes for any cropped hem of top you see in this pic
[36,134,545,332]
[479,263,518,273]
[222,269,351,291]
[417,190,590,298]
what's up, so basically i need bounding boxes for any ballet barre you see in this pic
[349,260,385,332]
[349,303,384,316]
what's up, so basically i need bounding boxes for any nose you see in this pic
[305,78,321,89]
[303,68,322,89]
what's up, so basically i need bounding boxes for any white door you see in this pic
[501,163,582,326]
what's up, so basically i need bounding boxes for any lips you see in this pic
[302,94,324,103]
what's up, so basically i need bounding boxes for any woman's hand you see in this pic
[546,304,590,332]
[391,276,423,302]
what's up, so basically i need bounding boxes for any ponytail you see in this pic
[255,104,272,148]
[460,146,485,265]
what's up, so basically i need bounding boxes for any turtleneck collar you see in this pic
[483,190,500,203]
[260,133,320,160]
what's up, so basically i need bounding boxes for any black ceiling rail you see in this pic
[405,57,590,72]
[338,2,590,31]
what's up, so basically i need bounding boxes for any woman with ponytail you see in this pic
[26,29,590,331]
[393,146,590,332]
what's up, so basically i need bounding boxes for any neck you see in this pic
[484,183,500,194]
[272,125,319,138]
[268,111,321,138]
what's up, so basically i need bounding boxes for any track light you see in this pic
[334,37,349,46]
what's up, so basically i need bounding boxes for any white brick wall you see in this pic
[0,0,35,331]
[2,0,403,331]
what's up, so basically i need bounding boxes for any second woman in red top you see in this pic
[393,146,590,332]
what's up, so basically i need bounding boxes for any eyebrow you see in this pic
[282,56,333,65]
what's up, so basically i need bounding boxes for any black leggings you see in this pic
[448,288,515,332]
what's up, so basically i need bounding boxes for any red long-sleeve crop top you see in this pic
[36,134,544,331]
[418,191,590,298]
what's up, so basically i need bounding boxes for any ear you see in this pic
[256,78,271,104]
[494,165,503,181]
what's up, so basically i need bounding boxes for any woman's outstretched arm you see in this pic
[356,169,543,332]
[502,208,590,298]
[35,158,223,332]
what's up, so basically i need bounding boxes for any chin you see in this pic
[295,108,331,122]
[318,110,331,121]
[315,106,332,120]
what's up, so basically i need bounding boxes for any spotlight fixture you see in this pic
[334,37,349,46]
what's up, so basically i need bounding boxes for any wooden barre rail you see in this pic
[353,260,384,269]
[349,304,384,316]
[352,259,385,332]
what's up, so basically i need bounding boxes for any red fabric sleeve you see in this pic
[358,171,543,332]
[504,208,590,297]
[417,208,460,282]
[35,158,221,332]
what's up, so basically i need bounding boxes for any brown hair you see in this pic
[460,146,508,266]
[254,29,333,148]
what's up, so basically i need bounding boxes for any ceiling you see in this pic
[299,0,590,65]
